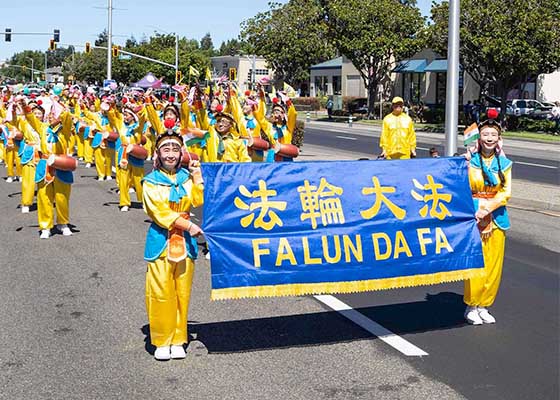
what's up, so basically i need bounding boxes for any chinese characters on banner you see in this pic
[202,158,484,300]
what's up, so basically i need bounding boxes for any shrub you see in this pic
[292,97,321,111]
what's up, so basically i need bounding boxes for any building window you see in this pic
[247,69,270,81]
[332,75,341,95]
[436,72,447,105]
[314,76,328,96]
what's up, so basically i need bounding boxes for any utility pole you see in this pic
[445,0,460,156]
[44,51,48,83]
[26,57,34,82]
[175,34,179,84]
[107,0,113,80]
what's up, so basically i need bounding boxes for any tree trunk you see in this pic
[367,76,377,120]
[499,81,508,127]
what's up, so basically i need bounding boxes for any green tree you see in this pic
[200,33,214,54]
[321,0,424,116]
[427,0,560,122]
[240,0,336,90]
[218,39,242,56]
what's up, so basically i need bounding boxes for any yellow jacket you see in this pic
[380,113,416,158]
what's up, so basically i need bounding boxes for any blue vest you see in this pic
[470,154,513,230]
[142,168,198,261]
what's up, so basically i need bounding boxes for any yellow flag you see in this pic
[189,66,200,77]
[283,82,297,98]
[205,67,212,81]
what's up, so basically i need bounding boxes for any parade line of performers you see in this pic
[0,84,511,360]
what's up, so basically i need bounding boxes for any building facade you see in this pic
[210,55,272,92]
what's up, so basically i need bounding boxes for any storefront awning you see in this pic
[425,59,463,72]
[392,59,427,73]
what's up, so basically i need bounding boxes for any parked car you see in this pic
[510,99,552,119]
[348,98,368,114]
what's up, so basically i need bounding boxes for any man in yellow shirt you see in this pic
[379,96,416,159]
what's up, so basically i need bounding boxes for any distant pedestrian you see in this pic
[551,101,560,134]
[472,101,481,124]
[429,147,440,158]
[379,96,416,159]
[463,101,473,125]
[326,97,333,120]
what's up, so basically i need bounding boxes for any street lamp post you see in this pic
[107,0,113,80]
[445,0,460,156]
[26,57,34,82]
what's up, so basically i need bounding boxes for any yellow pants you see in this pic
[21,163,36,206]
[5,147,22,177]
[117,165,143,207]
[386,152,411,160]
[84,139,93,164]
[144,134,154,158]
[37,178,71,230]
[107,147,116,175]
[68,135,76,156]
[464,228,506,307]
[146,256,195,347]
[76,135,85,159]
[0,142,4,162]
[93,147,107,178]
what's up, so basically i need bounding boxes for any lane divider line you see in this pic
[314,294,429,357]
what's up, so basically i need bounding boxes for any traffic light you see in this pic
[85,42,91,54]
[5,28,11,42]
[49,39,56,51]
[112,45,119,57]
[228,67,237,82]
[22,65,26,72]
[53,29,60,42]
[175,70,182,83]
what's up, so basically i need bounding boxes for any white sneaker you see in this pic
[97,176,105,181]
[170,345,186,359]
[78,157,84,161]
[106,176,113,181]
[6,177,13,183]
[146,156,152,161]
[205,251,211,260]
[17,176,22,182]
[477,307,496,324]
[128,187,135,193]
[85,163,92,168]
[120,206,129,212]
[58,225,73,236]
[464,306,483,325]
[111,166,117,173]
[40,229,51,239]
[154,346,171,361]
[21,206,30,214]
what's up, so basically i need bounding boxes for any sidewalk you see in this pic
[298,142,560,214]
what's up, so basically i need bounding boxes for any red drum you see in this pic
[103,131,119,142]
[47,154,78,171]
[249,137,270,151]
[181,152,200,167]
[126,144,148,160]
[78,125,86,134]
[140,135,147,145]
[276,143,300,158]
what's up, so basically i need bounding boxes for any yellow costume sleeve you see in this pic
[107,108,123,132]
[145,103,164,134]
[407,117,416,150]
[143,181,181,230]
[180,101,194,130]
[286,104,297,142]
[223,138,251,163]
[24,111,45,139]
[380,116,389,150]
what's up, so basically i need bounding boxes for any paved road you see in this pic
[0,148,558,399]
[302,122,559,186]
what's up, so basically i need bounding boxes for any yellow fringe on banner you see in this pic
[211,268,485,301]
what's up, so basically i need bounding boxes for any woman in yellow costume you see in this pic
[107,104,147,212]
[253,85,297,162]
[463,112,512,325]
[142,130,203,361]
[1,100,23,183]
[14,98,45,213]
[23,98,74,239]
[81,97,113,181]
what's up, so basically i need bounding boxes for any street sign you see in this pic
[118,54,132,60]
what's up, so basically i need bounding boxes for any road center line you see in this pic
[314,294,429,357]
[335,135,358,140]
[515,161,557,169]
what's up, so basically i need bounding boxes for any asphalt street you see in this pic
[0,133,558,399]
[302,122,560,186]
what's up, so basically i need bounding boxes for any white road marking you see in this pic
[314,294,429,357]
[335,135,358,140]
[516,161,558,169]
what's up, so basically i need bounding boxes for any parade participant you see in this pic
[142,129,204,360]
[81,98,113,181]
[463,114,512,325]
[15,98,44,213]
[211,107,252,163]
[1,101,23,182]
[23,98,75,239]
[254,85,298,162]
[379,96,416,160]
[108,105,147,212]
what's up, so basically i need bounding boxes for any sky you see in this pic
[0,0,434,62]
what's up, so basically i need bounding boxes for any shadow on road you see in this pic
[139,291,465,354]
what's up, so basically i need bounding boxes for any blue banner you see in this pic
[202,158,484,300]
